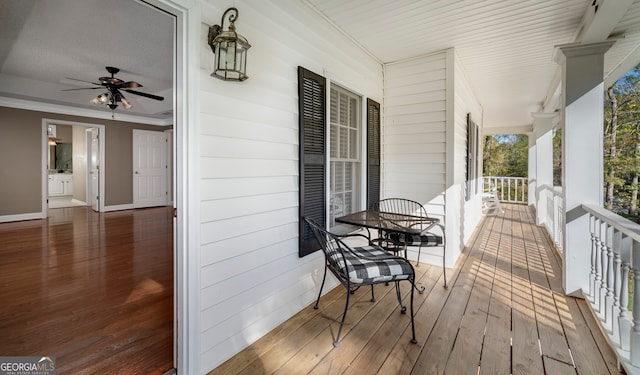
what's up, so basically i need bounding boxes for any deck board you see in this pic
[209,204,621,375]
[520,208,574,366]
[479,213,513,375]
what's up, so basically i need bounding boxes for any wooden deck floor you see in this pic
[209,204,621,375]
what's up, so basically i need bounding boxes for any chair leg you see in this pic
[410,277,417,344]
[443,245,448,288]
[370,285,376,302]
[440,226,448,288]
[394,281,407,314]
[412,247,426,294]
[334,285,351,347]
[314,266,328,309]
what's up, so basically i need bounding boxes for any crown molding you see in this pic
[0,96,173,126]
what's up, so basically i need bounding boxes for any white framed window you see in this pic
[298,66,380,255]
[329,84,361,226]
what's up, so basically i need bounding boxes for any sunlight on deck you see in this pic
[209,204,620,375]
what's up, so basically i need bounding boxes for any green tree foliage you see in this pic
[483,134,529,177]
[553,128,562,186]
[604,64,640,216]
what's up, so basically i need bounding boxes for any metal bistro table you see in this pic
[335,210,438,293]
[335,210,439,241]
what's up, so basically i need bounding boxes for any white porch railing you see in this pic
[583,203,640,374]
[542,184,563,254]
[483,176,528,204]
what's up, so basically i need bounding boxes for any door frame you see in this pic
[42,119,105,217]
[165,128,174,206]
[142,0,197,373]
[87,127,101,211]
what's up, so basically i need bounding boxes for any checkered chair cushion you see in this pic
[383,231,443,247]
[326,244,414,284]
[405,233,443,247]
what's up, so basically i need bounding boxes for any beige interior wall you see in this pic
[0,106,172,216]
[0,107,42,215]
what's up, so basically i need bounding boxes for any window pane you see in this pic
[330,124,338,158]
[335,162,344,193]
[350,129,357,159]
[330,90,338,124]
[339,92,348,125]
[350,98,357,128]
[340,127,348,158]
[329,85,361,226]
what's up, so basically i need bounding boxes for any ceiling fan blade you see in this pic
[61,87,104,91]
[64,77,101,85]
[124,89,164,101]
[121,81,142,89]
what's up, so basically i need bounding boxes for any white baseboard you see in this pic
[103,204,134,212]
[0,212,45,223]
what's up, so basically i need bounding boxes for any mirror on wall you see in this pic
[49,143,72,171]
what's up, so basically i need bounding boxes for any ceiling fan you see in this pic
[63,66,164,112]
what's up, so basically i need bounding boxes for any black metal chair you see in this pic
[378,198,447,288]
[304,216,417,347]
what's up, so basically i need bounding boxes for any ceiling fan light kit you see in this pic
[63,66,164,117]
[208,7,251,81]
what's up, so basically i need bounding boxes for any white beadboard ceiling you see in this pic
[305,0,640,132]
[0,0,639,129]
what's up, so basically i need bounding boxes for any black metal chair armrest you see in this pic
[336,232,374,245]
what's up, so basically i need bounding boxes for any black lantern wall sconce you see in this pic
[207,7,251,81]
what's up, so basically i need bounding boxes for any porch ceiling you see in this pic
[304,0,640,133]
[0,1,639,129]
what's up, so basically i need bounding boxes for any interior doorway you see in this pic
[88,127,100,211]
[42,119,105,214]
[2,0,185,372]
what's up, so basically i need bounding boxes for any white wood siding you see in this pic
[198,0,382,372]
[383,49,483,268]
[383,52,447,264]
[453,49,484,257]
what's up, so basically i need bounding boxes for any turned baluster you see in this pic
[589,215,598,300]
[630,260,640,366]
[611,230,622,343]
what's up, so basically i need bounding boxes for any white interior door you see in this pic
[133,129,167,208]
[88,128,100,211]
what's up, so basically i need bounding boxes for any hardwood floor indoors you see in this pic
[0,206,174,374]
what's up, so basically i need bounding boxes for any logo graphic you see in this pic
[0,356,56,375]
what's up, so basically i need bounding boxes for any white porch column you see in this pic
[532,113,555,226]
[528,133,536,206]
[555,41,614,295]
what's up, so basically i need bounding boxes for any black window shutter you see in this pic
[367,99,381,210]
[466,113,477,201]
[298,66,326,257]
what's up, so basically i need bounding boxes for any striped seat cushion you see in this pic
[327,245,414,284]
